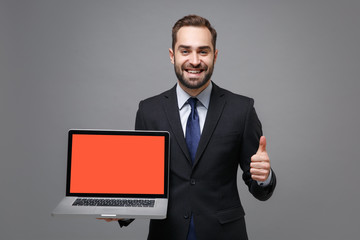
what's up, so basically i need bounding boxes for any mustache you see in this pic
[182,63,208,70]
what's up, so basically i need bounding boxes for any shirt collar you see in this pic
[176,81,212,110]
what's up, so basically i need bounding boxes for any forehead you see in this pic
[175,26,213,49]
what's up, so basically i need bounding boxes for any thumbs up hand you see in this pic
[250,136,271,182]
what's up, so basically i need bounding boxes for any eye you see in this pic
[181,50,189,55]
[199,50,209,55]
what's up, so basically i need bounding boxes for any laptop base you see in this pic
[52,197,167,219]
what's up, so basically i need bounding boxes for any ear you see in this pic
[169,48,175,64]
[214,49,218,64]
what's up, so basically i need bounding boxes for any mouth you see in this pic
[184,69,204,74]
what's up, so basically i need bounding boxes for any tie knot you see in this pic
[187,98,198,110]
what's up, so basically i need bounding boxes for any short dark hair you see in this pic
[172,15,217,51]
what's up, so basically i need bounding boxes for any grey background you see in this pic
[1,0,359,239]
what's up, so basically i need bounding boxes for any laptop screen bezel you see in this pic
[65,129,169,198]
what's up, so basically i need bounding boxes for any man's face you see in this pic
[169,26,218,90]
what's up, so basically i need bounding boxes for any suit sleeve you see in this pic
[118,219,135,228]
[135,100,147,130]
[239,99,276,201]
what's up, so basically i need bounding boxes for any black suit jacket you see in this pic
[134,82,276,240]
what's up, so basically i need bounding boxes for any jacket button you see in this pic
[190,179,196,185]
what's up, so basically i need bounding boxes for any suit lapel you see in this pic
[193,83,226,167]
[162,85,192,164]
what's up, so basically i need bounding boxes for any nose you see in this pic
[189,52,200,66]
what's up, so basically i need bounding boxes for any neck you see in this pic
[178,80,211,97]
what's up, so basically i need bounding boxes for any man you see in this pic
[106,15,276,240]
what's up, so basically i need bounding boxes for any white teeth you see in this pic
[188,70,201,74]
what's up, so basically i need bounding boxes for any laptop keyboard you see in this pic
[72,198,155,207]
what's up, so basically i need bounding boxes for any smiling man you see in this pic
[108,15,276,240]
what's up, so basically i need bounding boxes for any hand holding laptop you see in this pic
[97,218,135,228]
[97,218,122,222]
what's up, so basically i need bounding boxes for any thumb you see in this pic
[257,136,267,153]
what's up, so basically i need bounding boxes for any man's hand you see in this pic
[97,218,123,222]
[250,136,271,182]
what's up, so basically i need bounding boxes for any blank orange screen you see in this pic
[70,134,165,194]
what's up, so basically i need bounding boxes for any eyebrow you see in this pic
[178,45,212,51]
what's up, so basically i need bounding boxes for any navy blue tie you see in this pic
[185,98,200,240]
[186,98,200,163]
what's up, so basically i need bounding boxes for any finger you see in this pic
[250,167,269,175]
[256,136,267,153]
[251,152,270,162]
[251,174,269,182]
[250,161,270,169]
[97,218,120,222]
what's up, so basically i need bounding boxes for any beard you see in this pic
[174,61,215,90]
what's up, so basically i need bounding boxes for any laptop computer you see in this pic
[52,129,170,219]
